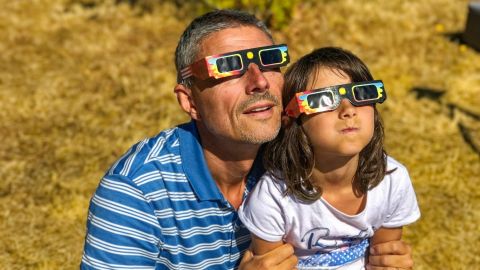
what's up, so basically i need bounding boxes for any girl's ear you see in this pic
[174,84,201,120]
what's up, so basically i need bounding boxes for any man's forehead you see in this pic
[196,26,273,60]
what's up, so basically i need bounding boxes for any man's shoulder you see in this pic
[106,125,184,180]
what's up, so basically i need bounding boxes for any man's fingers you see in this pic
[260,243,296,265]
[368,254,414,269]
[370,240,411,255]
[368,240,413,269]
[366,266,411,270]
[276,253,298,270]
[240,249,254,264]
[239,244,297,270]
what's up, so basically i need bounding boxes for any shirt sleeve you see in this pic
[238,174,287,242]
[382,161,421,228]
[80,174,160,269]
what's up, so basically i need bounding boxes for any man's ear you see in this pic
[281,113,294,128]
[174,83,201,120]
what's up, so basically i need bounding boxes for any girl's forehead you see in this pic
[308,67,351,90]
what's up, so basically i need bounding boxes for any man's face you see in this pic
[190,26,284,145]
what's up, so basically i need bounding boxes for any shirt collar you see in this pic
[177,121,264,201]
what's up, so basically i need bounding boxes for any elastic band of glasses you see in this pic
[179,58,210,81]
[285,96,303,118]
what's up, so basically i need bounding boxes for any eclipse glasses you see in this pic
[285,80,386,118]
[179,44,290,82]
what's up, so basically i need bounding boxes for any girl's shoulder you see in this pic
[386,155,409,176]
[256,170,288,195]
[378,155,413,190]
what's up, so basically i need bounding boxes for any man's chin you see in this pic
[238,123,281,144]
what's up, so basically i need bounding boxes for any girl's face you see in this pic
[301,68,374,158]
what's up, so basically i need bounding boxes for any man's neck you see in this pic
[197,127,260,209]
[203,147,256,209]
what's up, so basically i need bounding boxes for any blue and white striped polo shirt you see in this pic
[81,121,263,269]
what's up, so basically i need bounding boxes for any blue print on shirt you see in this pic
[298,228,369,268]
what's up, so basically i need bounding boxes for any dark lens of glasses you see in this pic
[260,49,282,65]
[217,55,242,73]
[307,91,335,109]
[353,85,379,101]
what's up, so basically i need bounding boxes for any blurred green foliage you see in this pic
[192,0,299,29]
[112,0,299,29]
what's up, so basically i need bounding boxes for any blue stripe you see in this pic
[81,121,261,270]
[82,253,155,270]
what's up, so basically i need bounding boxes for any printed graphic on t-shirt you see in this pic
[297,227,369,269]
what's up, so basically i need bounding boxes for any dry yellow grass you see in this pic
[0,0,478,269]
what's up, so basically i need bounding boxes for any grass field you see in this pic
[0,0,479,269]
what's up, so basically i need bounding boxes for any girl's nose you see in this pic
[338,99,357,119]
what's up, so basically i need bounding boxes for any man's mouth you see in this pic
[244,103,275,114]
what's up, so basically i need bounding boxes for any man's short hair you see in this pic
[175,9,273,87]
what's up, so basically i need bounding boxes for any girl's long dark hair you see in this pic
[264,47,392,202]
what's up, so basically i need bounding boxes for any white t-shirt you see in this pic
[238,156,420,270]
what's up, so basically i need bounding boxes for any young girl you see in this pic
[238,47,420,269]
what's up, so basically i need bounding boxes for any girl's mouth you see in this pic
[341,127,359,133]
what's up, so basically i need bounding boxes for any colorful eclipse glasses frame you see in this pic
[285,80,386,118]
[179,44,290,82]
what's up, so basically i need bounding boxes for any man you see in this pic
[81,9,414,270]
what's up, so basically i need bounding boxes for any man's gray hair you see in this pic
[175,9,274,87]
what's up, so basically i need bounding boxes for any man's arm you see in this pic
[239,235,297,270]
[81,174,160,269]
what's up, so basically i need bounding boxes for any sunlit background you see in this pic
[0,0,479,269]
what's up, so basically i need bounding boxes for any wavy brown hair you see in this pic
[264,47,393,202]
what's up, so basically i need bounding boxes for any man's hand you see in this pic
[367,240,414,270]
[239,243,298,270]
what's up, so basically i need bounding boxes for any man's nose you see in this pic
[244,63,270,94]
